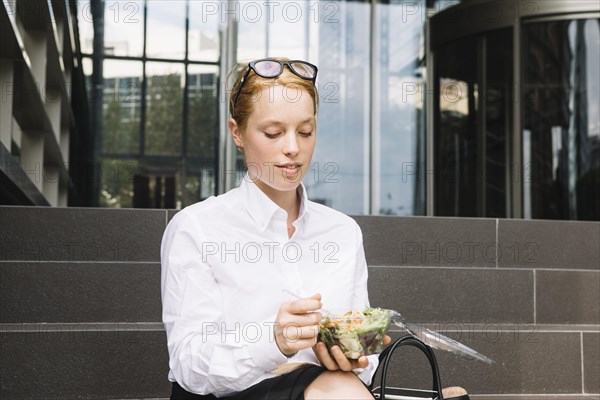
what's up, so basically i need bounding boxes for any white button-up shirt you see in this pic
[160,173,379,397]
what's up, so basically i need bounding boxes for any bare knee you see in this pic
[304,370,374,400]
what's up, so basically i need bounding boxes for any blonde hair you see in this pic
[227,57,319,130]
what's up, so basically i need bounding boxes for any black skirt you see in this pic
[170,365,326,400]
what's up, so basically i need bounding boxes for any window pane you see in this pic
[146,0,186,59]
[180,174,200,209]
[104,0,144,57]
[236,3,267,60]
[267,0,309,59]
[522,18,600,221]
[144,62,184,156]
[76,1,94,54]
[375,0,426,216]
[99,158,139,208]
[236,1,318,62]
[187,64,219,159]
[434,35,478,216]
[188,0,220,62]
[82,57,93,101]
[484,28,512,218]
[308,1,371,214]
[179,163,216,207]
[233,1,369,214]
[102,60,142,155]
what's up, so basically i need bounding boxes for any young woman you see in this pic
[161,57,468,400]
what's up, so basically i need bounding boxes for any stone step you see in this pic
[1,323,598,398]
[3,207,598,270]
[1,206,598,398]
[1,262,598,326]
[0,324,171,399]
[0,262,162,323]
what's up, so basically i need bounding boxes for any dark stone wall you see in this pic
[1,206,598,399]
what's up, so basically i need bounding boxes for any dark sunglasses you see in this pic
[231,58,318,115]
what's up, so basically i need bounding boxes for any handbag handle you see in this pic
[375,335,443,400]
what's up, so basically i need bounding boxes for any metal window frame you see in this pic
[369,0,379,215]
[86,0,222,204]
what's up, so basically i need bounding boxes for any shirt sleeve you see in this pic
[160,213,288,397]
[350,222,380,387]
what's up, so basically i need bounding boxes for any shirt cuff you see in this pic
[245,318,289,372]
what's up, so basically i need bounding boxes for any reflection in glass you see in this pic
[308,1,371,214]
[267,0,309,59]
[200,164,216,201]
[523,19,600,220]
[434,28,512,217]
[146,0,186,59]
[174,164,216,209]
[483,29,512,217]
[103,0,144,57]
[180,175,200,209]
[187,65,219,160]
[236,3,267,61]
[82,57,93,79]
[188,1,220,62]
[76,0,94,54]
[375,0,426,216]
[145,63,184,156]
[132,173,176,209]
[236,1,319,67]
[99,159,139,208]
[81,57,93,101]
[102,60,142,155]
[523,129,532,218]
[435,35,478,216]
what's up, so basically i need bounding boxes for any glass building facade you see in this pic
[77,0,220,209]
[431,0,599,220]
[3,0,597,221]
[77,0,430,215]
[521,18,599,220]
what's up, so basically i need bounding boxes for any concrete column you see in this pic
[58,181,68,206]
[11,116,22,150]
[0,59,14,149]
[20,130,44,192]
[43,160,59,206]
[45,84,62,143]
[19,29,47,98]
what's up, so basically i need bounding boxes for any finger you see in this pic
[282,325,320,341]
[282,312,322,327]
[285,337,320,354]
[313,342,339,370]
[355,356,369,369]
[383,335,392,345]
[330,345,354,371]
[285,298,323,315]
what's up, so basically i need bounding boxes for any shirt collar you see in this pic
[240,172,309,232]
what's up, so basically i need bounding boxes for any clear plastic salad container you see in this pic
[318,307,391,359]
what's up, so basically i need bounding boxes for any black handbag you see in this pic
[370,335,459,400]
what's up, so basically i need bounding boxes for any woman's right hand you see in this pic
[274,293,323,357]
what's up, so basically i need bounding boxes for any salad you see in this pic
[318,307,391,359]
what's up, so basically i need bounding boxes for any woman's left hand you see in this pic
[312,335,392,371]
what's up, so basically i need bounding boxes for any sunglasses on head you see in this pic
[231,58,318,115]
